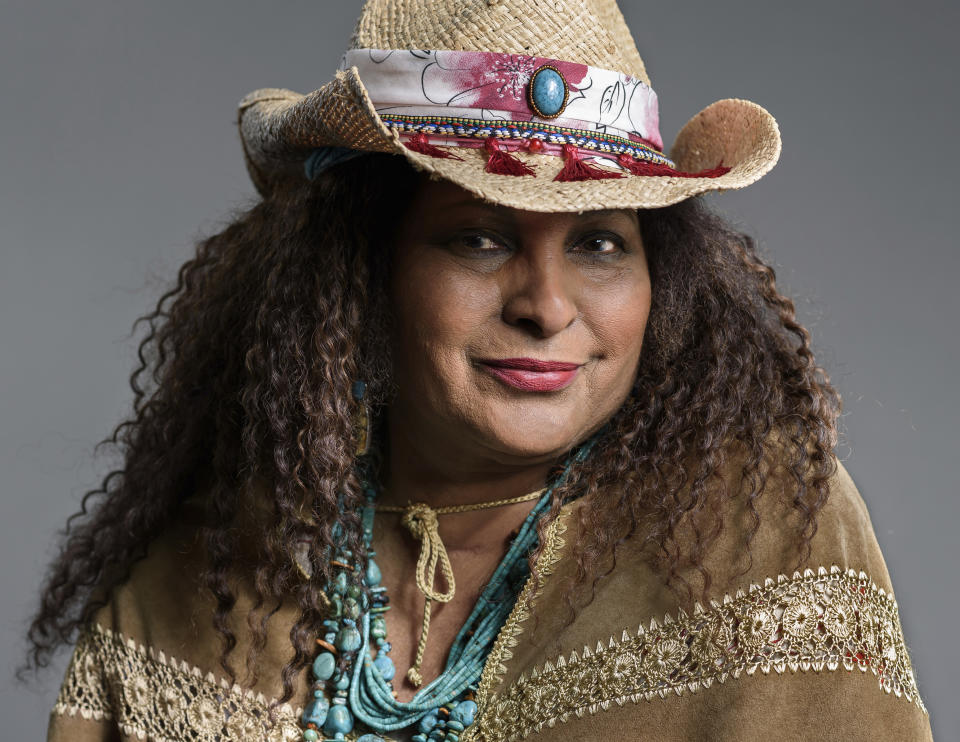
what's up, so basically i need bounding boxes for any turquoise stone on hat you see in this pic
[529,66,567,118]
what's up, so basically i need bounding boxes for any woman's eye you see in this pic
[450,232,506,253]
[577,235,623,254]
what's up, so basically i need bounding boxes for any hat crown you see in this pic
[349,0,651,85]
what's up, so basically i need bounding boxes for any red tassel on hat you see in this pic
[404,132,463,160]
[554,144,624,182]
[484,137,536,176]
[617,154,731,178]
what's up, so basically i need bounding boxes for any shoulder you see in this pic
[466,444,933,742]
[698,444,894,596]
[48,512,305,742]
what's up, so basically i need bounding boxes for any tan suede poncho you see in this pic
[48,450,934,741]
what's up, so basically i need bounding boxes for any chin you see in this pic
[479,403,592,461]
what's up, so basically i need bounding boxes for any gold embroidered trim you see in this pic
[473,508,572,711]
[52,623,304,742]
[468,565,926,742]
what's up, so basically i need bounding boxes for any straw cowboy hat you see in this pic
[238,0,781,212]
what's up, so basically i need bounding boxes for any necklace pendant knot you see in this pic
[406,667,424,687]
[401,502,456,603]
[401,502,439,537]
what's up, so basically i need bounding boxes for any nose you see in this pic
[500,250,578,338]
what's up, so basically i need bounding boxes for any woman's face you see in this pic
[388,176,651,464]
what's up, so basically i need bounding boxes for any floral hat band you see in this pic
[305,48,723,182]
[237,0,782,212]
[336,48,675,179]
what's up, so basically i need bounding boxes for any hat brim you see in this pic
[238,68,781,212]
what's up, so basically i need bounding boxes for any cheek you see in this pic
[583,275,651,381]
[391,258,495,393]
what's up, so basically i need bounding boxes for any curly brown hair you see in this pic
[23,153,840,706]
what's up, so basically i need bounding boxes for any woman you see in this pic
[29,1,933,740]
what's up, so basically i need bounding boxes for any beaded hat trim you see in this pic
[378,114,675,168]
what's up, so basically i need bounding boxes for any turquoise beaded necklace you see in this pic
[300,442,593,742]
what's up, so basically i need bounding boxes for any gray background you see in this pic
[2,1,956,738]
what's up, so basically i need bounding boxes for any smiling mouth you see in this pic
[477,357,582,392]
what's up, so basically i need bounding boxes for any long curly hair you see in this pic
[23,153,840,705]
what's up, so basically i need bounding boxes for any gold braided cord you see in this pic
[399,504,457,603]
[377,487,548,686]
[376,488,548,515]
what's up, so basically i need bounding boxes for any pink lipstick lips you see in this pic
[478,357,582,392]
